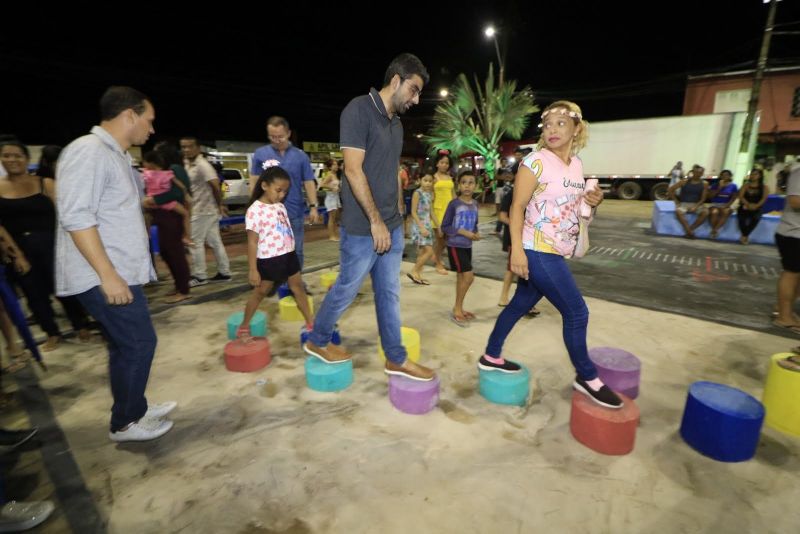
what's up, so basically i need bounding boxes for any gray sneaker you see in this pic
[188,277,208,287]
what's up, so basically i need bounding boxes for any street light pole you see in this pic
[484,26,505,85]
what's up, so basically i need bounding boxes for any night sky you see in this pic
[4,1,799,151]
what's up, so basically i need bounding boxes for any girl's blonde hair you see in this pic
[535,100,589,156]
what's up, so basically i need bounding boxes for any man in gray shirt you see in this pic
[774,165,800,334]
[56,86,176,442]
[304,53,435,382]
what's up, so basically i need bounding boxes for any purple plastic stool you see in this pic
[388,375,440,415]
[588,347,641,399]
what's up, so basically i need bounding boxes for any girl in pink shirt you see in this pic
[237,166,314,341]
[478,101,623,410]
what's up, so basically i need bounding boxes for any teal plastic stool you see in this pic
[479,364,530,406]
[226,311,268,340]
[305,357,353,392]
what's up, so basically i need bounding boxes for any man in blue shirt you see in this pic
[250,116,320,268]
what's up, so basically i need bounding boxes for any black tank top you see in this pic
[0,179,56,239]
[743,184,764,205]
[679,181,705,203]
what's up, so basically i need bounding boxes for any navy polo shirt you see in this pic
[339,88,404,235]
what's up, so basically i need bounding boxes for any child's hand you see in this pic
[421,228,430,237]
[249,269,261,287]
[470,232,481,241]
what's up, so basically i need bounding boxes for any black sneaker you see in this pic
[477,355,522,373]
[573,376,624,409]
[209,273,232,282]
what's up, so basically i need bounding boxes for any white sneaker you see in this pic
[109,418,173,443]
[0,501,55,532]
[145,401,177,419]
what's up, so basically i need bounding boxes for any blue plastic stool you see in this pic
[304,357,353,392]
[226,311,268,340]
[277,284,292,299]
[479,364,530,406]
[300,325,341,346]
[680,381,765,462]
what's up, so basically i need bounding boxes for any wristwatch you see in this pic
[309,204,318,208]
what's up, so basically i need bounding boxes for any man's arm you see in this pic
[68,227,133,305]
[342,148,390,252]
[303,179,320,223]
[397,172,404,216]
[668,179,684,202]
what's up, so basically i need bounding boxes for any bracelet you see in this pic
[309,204,318,208]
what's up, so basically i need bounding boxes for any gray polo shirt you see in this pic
[55,126,155,296]
[777,166,800,239]
[339,87,403,235]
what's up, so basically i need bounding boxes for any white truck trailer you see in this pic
[576,112,756,200]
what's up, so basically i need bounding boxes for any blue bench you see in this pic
[651,201,779,245]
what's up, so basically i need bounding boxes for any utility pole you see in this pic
[739,0,778,152]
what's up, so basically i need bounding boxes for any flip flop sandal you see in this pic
[450,313,468,328]
[406,273,425,285]
[463,311,476,320]
[3,357,28,374]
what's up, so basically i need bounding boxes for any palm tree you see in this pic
[425,64,537,190]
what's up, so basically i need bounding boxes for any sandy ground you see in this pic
[8,260,799,533]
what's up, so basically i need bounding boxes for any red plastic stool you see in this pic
[570,392,639,455]
[224,338,271,372]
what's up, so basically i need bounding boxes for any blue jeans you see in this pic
[309,225,406,364]
[485,249,597,380]
[76,285,157,431]
[290,215,306,269]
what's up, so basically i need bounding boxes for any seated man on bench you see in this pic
[668,164,709,239]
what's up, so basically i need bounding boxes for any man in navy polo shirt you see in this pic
[304,53,436,382]
[250,116,320,268]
